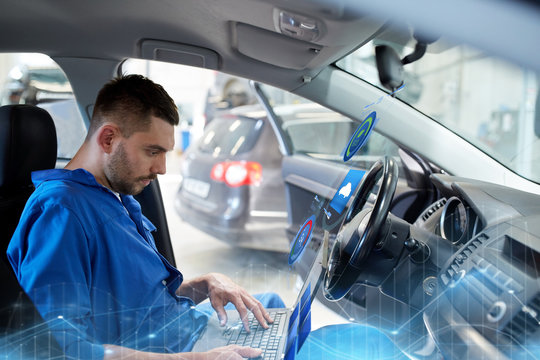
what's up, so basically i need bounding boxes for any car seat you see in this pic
[0,104,57,248]
[0,104,64,358]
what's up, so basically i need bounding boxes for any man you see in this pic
[7,75,282,359]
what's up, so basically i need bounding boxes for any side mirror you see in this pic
[375,45,404,93]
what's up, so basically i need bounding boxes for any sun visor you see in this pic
[235,22,322,70]
[139,40,220,70]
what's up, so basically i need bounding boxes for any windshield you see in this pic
[337,40,540,183]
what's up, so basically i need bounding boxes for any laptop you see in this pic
[192,241,325,360]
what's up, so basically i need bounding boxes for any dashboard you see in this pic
[416,174,540,359]
[287,159,540,359]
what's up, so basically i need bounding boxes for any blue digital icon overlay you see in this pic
[288,215,316,265]
[329,170,366,214]
[343,111,377,162]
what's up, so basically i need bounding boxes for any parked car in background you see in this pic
[175,104,287,248]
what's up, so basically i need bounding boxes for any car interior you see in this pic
[1,0,540,359]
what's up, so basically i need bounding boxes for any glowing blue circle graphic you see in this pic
[288,215,316,265]
[343,111,377,162]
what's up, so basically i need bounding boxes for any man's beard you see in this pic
[105,143,156,195]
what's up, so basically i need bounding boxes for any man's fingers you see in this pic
[208,345,262,359]
[233,301,251,332]
[243,294,271,328]
[247,301,269,329]
[217,309,228,326]
[259,301,274,324]
[211,300,228,326]
[232,345,263,358]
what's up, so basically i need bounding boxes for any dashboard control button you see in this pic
[423,276,438,296]
[487,301,507,322]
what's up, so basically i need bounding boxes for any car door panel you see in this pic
[282,154,416,240]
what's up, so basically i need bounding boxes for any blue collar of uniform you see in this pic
[32,168,104,188]
[31,168,158,234]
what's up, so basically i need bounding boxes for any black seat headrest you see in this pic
[0,105,57,191]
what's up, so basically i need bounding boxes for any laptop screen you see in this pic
[284,235,326,359]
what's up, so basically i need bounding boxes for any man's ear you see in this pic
[97,124,120,154]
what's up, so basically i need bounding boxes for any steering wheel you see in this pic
[324,156,398,301]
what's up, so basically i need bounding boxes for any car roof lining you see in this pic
[0,0,379,80]
[2,0,538,104]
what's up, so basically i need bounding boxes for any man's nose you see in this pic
[151,154,167,175]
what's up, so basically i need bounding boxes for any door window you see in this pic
[259,84,403,173]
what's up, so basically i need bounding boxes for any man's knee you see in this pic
[253,292,285,309]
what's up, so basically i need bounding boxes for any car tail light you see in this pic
[210,161,262,187]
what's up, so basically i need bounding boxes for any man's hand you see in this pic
[104,344,262,359]
[206,273,273,331]
[200,345,263,359]
[177,273,273,332]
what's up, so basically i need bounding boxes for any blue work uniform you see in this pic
[7,168,209,359]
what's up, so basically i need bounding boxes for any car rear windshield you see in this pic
[198,115,263,156]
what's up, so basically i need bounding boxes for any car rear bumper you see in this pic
[175,188,248,230]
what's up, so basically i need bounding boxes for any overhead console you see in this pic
[232,4,386,70]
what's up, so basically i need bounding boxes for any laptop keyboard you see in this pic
[226,310,287,360]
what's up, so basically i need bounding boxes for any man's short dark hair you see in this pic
[88,74,179,138]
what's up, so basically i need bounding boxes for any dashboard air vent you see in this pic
[421,198,447,222]
[441,233,490,286]
[502,292,540,344]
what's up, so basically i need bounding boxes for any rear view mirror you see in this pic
[375,45,404,93]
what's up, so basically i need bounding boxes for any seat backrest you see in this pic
[0,104,58,249]
[0,104,64,359]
